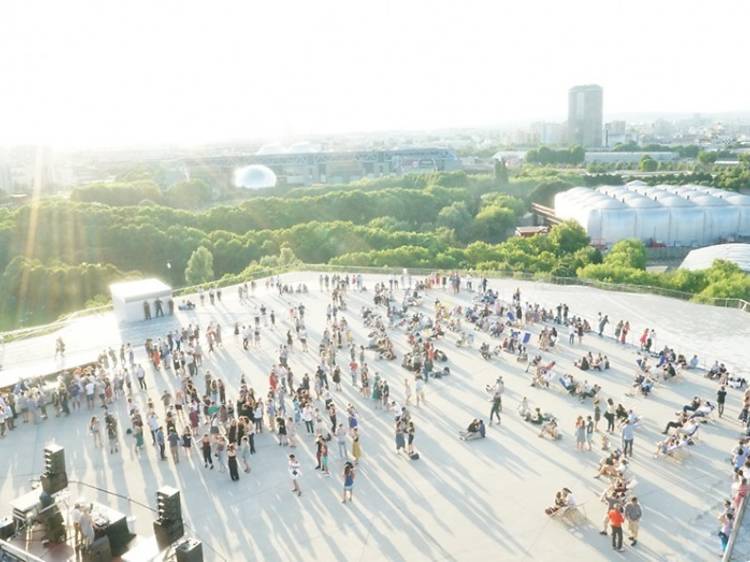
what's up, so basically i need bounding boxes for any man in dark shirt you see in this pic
[717,385,727,418]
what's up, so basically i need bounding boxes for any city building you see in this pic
[584,151,679,164]
[604,120,628,147]
[530,122,565,145]
[567,84,603,148]
[183,147,461,186]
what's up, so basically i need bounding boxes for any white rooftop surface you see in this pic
[1,271,749,562]
[110,278,172,301]
[680,243,750,273]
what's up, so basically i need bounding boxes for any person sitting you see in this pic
[662,362,677,380]
[479,342,492,360]
[677,420,700,439]
[518,397,531,419]
[574,355,590,371]
[688,401,715,421]
[683,397,702,414]
[654,434,690,458]
[687,354,699,370]
[594,452,625,479]
[539,418,560,440]
[525,407,544,425]
[560,374,576,394]
[459,418,486,440]
[545,491,567,516]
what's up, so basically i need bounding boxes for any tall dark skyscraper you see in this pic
[567,84,603,148]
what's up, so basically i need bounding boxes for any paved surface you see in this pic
[0,272,748,561]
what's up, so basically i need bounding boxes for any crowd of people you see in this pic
[0,270,746,559]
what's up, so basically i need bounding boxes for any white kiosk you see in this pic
[110,279,173,323]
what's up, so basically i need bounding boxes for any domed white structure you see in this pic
[680,243,750,273]
[554,184,749,247]
[233,165,278,189]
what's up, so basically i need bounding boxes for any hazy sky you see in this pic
[1,0,748,147]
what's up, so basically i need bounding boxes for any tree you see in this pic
[166,180,213,209]
[639,156,658,172]
[437,202,473,241]
[184,246,214,285]
[605,239,647,269]
[494,158,509,186]
[548,221,590,255]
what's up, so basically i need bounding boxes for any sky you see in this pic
[0,0,748,148]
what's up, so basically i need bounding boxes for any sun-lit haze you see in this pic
[1,0,748,148]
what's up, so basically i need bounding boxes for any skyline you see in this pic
[1,0,749,148]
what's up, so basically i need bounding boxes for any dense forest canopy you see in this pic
[0,168,748,330]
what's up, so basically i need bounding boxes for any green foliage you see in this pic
[185,246,214,285]
[639,156,658,172]
[528,180,574,206]
[604,239,647,269]
[165,180,213,209]
[547,221,590,255]
[526,146,585,166]
[70,181,162,206]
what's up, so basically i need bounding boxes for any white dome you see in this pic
[233,165,278,189]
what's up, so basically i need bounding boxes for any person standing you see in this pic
[336,424,348,459]
[489,383,503,426]
[227,443,240,481]
[624,497,642,546]
[201,433,214,469]
[622,420,636,458]
[342,462,355,504]
[167,428,180,463]
[395,420,406,454]
[717,385,727,418]
[609,506,625,552]
[351,428,362,464]
[406,420,416,456]
[585,415,594,451]
[155,426,166,460]
[289,454,302,496]
[605,398,616,433]
[575,416,586,451]
[89,416,102,448]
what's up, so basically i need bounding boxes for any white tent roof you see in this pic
[110,278,172,303]
[680,244,750,273]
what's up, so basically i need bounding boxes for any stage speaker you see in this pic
[156,487,181,522]
[83,536,112,562]
[41,445,68,494]
[175,538,203,562]
[153,519,184,550]
[0,516,15,540]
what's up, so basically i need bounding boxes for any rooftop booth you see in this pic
[110,279,173,323]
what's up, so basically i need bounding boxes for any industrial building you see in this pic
[183,146,461,187]
[554,182,750,247]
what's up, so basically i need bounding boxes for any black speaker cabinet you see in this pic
[175,538,203,562]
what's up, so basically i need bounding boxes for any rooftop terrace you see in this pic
[0,272,748,561]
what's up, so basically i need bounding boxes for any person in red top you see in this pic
[609,507,625,551]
